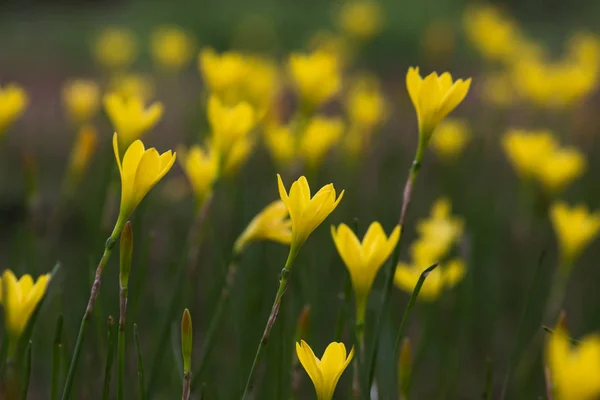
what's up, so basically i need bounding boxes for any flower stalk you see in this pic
[118,222,133,400]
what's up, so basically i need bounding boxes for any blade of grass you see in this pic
[51,315,64,400]
[483,357,493,400]
[19,341,32,400]
[102,317,117,400]
[133,324,146,400]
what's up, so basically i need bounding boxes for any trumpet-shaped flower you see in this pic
[346,74,386,130]
[178,144,219,208]
[243,56,280,116]
[66,124,98,186]
[0,270,50,342]
[198,48,249,99]
[264,123,296,167]
[296,340,354,400]
[537,148,586,193]
[234,200,292,254]
[331,222,400,323]
[222,136,255,177]
[277,174,344,251]
[113,133,176,222]
[150,25,195,71]
[62,79,101,124]
[299,116,344,169]
[0,84,28,134]
[546,325,600,400]
[502,129,557,179]
[207,95,255,156]
[94,27,138,71]
[288,51,341,108]
[550,202,600,267]
[406,67,471,142]
[430,119,470,160]
[394,258,465,301]
[337,0,383,40]
[416,198,464,258]
[104,93,164,149]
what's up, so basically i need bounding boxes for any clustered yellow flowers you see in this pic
[503,129,586,194]
[150,25,195,71]
[394,198,466,300]
[331,222,399,325]
[199,48,249,102]
[62,79,101,125]
[546,323,600,400]
[207,95,256,157]
[234,200,292,254]
[0,270,50,349]
[0,83,28,135]
[430,118,470,161]
[296,340,354,400]
[288,51,342,110]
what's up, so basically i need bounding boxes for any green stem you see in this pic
[19,341,32,400]
[133,324,146,400]
[543,265,570,325]
[334,273,352,342]
[241,249,297,399]
[483,358,493,400]
[62,222,123,400]
[118,286,128,400]
[51,315,64,400]
[102,317,117,400]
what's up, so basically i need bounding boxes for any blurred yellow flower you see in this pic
[331,222,400,324]
[568,32,600,68]
[346,74,386,130]
[94,27,138,71]
[199,48,249,100]
[0,84,28,134]
[104,93,164,149]
[113,133,176,222]
[0,269,50,342]
[309,30,352,68]
[394,258,465,301]
[222,136,255,177]
[416,198,464,257]
[178,144,219,208]
[243,56,280,116]
[546,325,600,400]
[109,74,155,102]
[296,340,354,400]
[150,25,195,71]
[66,124,98,186]
[234,200,292,254]
[337,0,383,40]
[288,51,341,109]
[550,202,600,268]
[502,129,557,179]
[406,67,471,142]
[299,116,344,169]
[277,174,344,251]
[537,147,586,193]
[430,119,470,161]
[62,79,100,125]
[207,95,255,156]
[264,123,296,167]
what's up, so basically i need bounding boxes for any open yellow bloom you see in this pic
[406,67,471,142]
[62,79,100,125]
[337,0,383,40]
[94,27,138,71]
[394,258,465,301]
[331,222,400,323]
[178,144,219,208]
[277,174,344,251]
[502,129,557,179]
[346,74,386,130]
[550,202,600,267]
[264,123,296,167]
[104,93,164,149]
[537,148,585,193]
[113,133,176,222]
[150,25,195,71]
[198,48,249,99]
[430,119,470,160]
[296,340,354,400]
[299,116,344,169]
[66,124,98,185]
[0,270,50,341]
[0,84,28,134]
[207,95,255,156]
[234,200,292,254]
[288,51,341,108]
[547,325,600,400]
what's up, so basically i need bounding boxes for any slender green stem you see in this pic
[118,287,128,400]
[182,371,192,400]
[62,223,123,400]
[133,324,146,400]
[19,341,32,400]
[241,250,297,399]
[334,273,352,342]
[483,358,493,400]
[51,315,64,400]
[102,317,117,400]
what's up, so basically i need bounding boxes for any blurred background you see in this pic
[1,0,600,398]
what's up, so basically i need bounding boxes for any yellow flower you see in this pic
[346,74,386,130]
[406,67,471,142]
[198,48,249,99]
[430,119,470,160]
[222,136,255,177]
[243,56,280,116]
[331,222,400,324]
[537,148,586,193]
[546,325,600,400]
[207,96,255,156]
[299,116,344,169]
[337,0,383,40]
[288,51,341,108]
[62,79,101,124]
[264,123,296,167]
[178,144,219,208]
[104,93,164,149]
[309,31,352,68]
[550,202,600,267]
[113,133,176,222]
[0,270,50,341]
[150,25,195,71]
[66,124,98,185]
[234,200,292,254]
[502,129,557,179]
[0,84,28,134]
[277,174,344,251]
[109,74,155,102]
[94,27,138,71]
[394,258,465,301]
[296,340,354,400]
[416,198,464,257]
